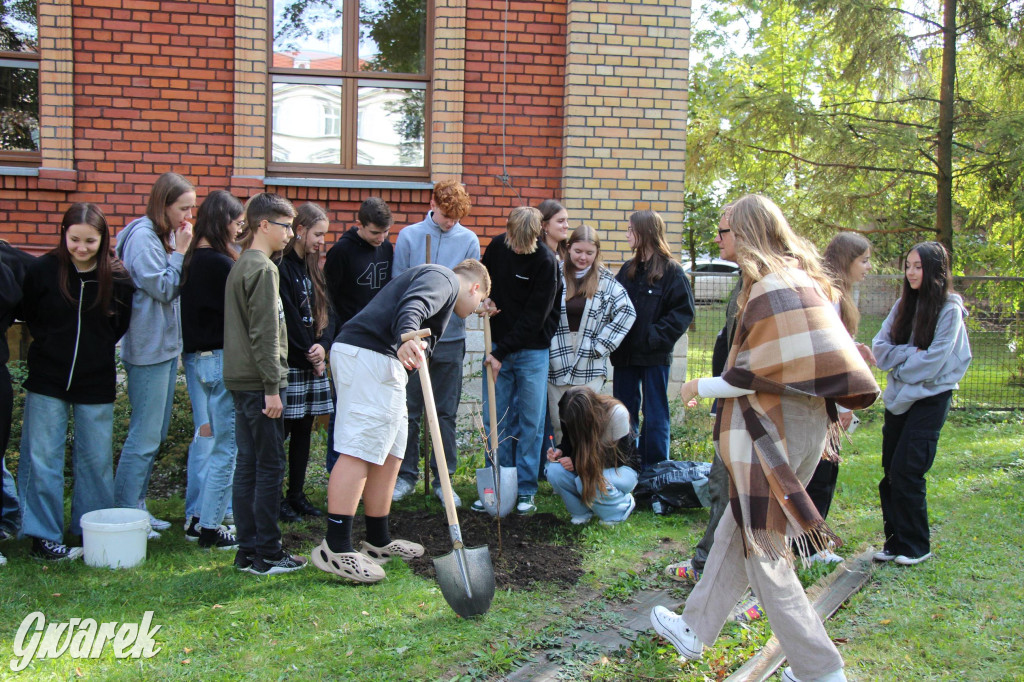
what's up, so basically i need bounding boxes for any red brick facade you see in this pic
[1,0,688,258]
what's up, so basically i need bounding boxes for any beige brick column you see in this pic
[37,0,74,175]
[562,0,690,264]
[233,0,267,185]
[430,0,466,180]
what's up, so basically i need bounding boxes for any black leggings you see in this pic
[283,415,313,499]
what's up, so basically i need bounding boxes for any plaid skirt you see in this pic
[283,367,334,420]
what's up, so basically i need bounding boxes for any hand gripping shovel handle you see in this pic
[400,329,461,531]
[482,317,499,459]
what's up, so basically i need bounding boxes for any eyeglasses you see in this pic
[717,228,731,237]
[267,220,293,230]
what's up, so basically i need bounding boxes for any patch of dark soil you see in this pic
[284,509,585,590]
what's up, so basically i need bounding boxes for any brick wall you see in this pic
[461,0,568,242]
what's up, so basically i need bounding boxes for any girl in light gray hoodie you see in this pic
[112,172,196,535]
[871,241,971,566]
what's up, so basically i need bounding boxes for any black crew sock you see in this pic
[326,514,354,553]
[364,514,392,548]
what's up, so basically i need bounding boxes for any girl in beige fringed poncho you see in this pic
[650,195,879,682]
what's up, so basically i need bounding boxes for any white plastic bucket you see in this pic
[80,508,150,569]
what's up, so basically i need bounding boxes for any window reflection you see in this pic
[0,65,39,152]
[0,0,38,52]
[273,0,342,59]
[359,0,427,74]
[356,83,424,167]
[271,81,342,164]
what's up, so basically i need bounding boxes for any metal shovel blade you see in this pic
[475,466,518,518]
[433,544,495,618]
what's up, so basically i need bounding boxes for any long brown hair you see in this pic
[563,224,602,300]
[539,199,568,261]
[560,387,632,506]
[145,172,195,253]
[182,190,242,284]
[624,210,674,285]
[823,232,871,336]
[282,202,330,339]
[890,241,953,350]
[723,195,835,309]
[54,203,125,315]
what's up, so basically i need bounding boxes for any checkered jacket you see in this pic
[548,267,636,385]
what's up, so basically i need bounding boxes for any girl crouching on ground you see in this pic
[17,203,135,561]
[545,387,638,526]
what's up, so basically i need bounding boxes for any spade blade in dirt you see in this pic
[433,530,495,618]
[475,465,518,518]
[401,328,496,617]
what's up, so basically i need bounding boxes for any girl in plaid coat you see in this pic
[547,225,635,443]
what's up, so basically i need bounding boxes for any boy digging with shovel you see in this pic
[311,260,489,583]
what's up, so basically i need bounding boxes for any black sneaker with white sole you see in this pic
[184,517,200,542]
[234,550,255,571]
[248,551,307,575]
[198,526,238,550]
[31,538,84,562]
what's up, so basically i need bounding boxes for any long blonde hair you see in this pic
[724,195,834,308]
[823,232,871,336]
[563,224,602,300]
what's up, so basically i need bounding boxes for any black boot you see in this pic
[279,497,301,523]
[289,492,324,518]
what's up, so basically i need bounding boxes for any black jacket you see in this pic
[323,226,393,330]
[278,249,337,370]
[180,248,234,353]
[480,234,561,362]
[610,258,695,367]
[17,253,134,404]
[335,264,458,359]
[0,243,36,367]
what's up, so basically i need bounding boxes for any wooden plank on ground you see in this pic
[725,549,876,682]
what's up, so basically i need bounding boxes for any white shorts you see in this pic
[331,343,408,465]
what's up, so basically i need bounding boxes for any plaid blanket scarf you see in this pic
[716,269,879,562]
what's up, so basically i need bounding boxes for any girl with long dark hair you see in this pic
[113,172,196,534]
[871,241,971,566]
[16,203,134,561]
[278,202,335,520]
[538,199,570,260]
[545,387,638,525]
[180,190,243,549]
[610,210,695,469]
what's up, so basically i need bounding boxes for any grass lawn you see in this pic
[1,407,1022,680]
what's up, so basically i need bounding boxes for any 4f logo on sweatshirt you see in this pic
[357,262,389,290]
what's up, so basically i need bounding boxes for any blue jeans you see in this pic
[482,347,548,496]
[183,351,236,530]
[1,365,21,534]
[114,358,178,508]
[232,390,286,558]
[18,391,114,541]
[612,364,671,470]
[545,461,637,522]
[1,457,18,535]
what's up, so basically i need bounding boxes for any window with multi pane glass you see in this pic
[270,0,429,176]
[0,0,39,163]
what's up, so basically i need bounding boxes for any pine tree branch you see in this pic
[871,5,944,31]
[728,138,939,178]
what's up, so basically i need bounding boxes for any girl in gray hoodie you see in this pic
[112,172,196,534]
[871,241,971,566]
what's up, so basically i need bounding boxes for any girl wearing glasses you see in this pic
[179,190,243,549]
[113,172,196,534]
[277,202,335,521]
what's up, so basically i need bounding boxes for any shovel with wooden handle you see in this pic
[401,329,495,618]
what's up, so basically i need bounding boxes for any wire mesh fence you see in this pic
[685,273,1024,410]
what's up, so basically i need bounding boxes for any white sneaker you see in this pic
[571,513,593,525]
[392,478,415,502]
[650,606,703,660]
[782,666,848,682]
[434,487,462,508]
[895,552,932,565]
[148,513,171,531]
[810,549,844,564]
[0,550,7,566]
[873,549,897,562]
[147,529,161,540]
